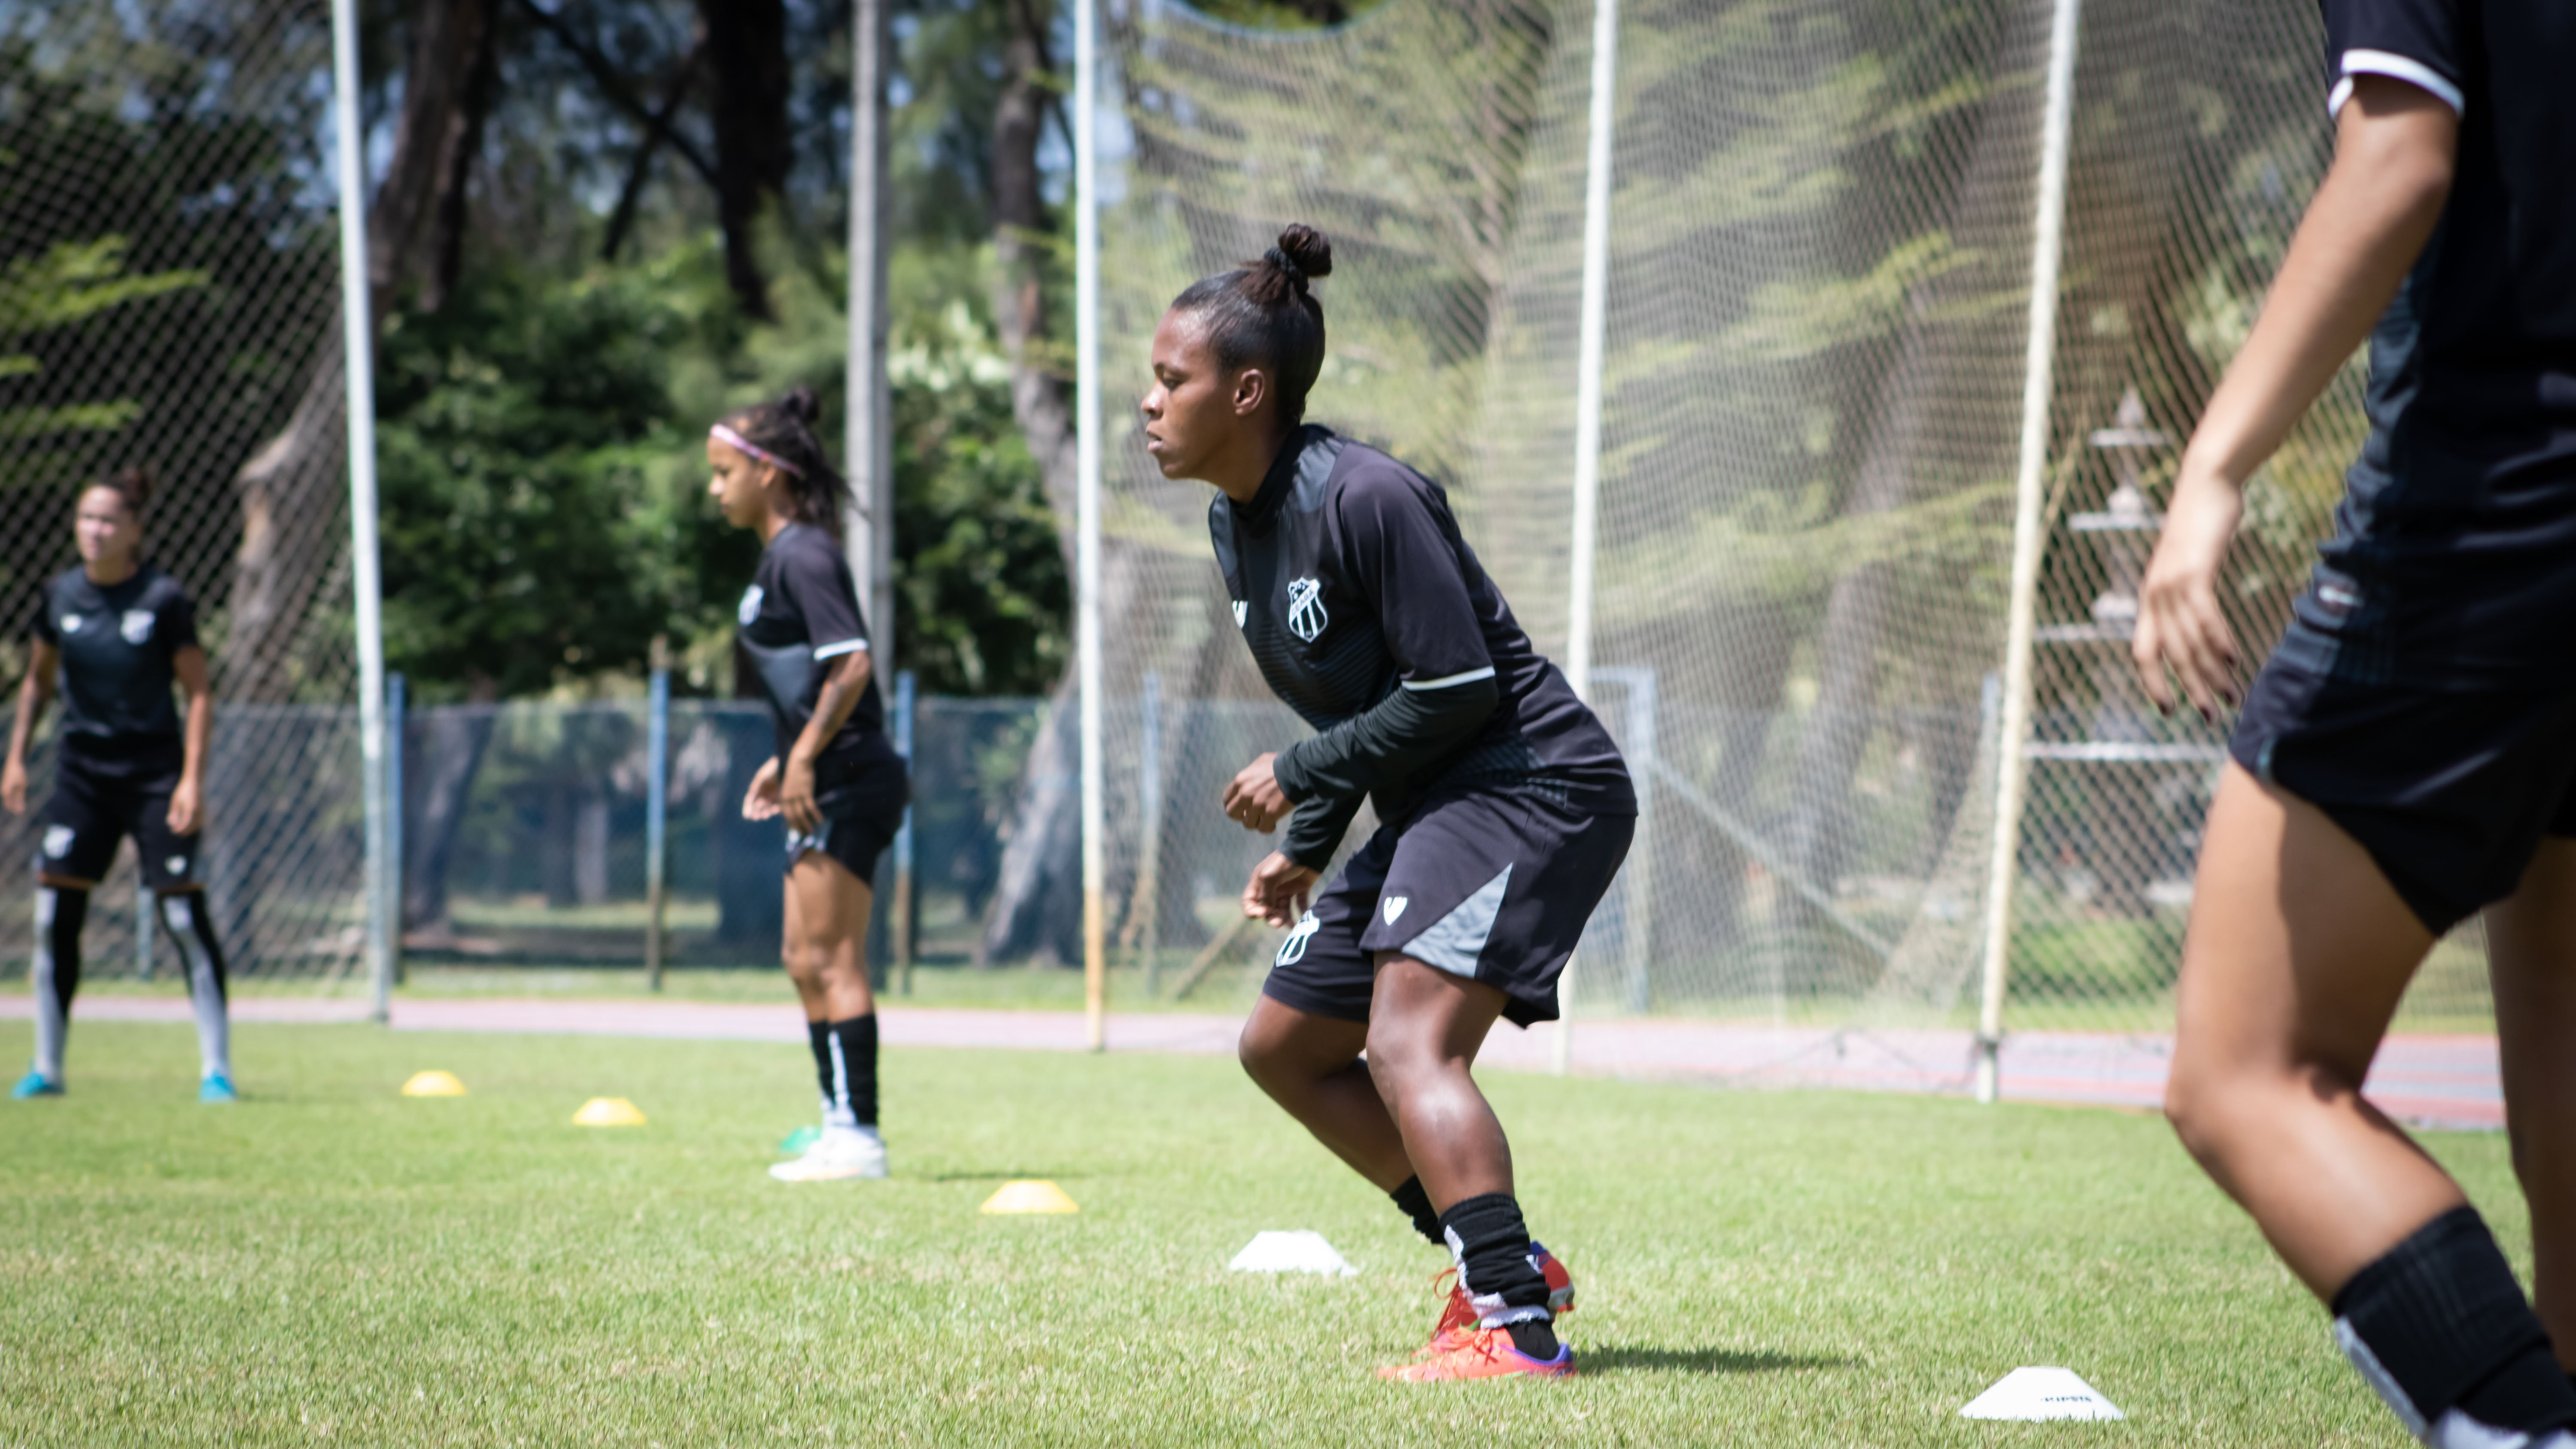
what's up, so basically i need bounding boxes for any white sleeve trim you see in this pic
[811,638,869,660]
[1399,666,1497,692]
[2330,49,2463,118]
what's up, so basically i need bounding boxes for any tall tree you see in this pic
[227,0,501,703]
[695,0,792,317]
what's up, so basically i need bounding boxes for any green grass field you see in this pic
[0,1020,2496,1446]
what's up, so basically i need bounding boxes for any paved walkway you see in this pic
[0,995,2504,1128]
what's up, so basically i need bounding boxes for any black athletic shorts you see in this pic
[783,743,908,886]
[1264,787,1636,1029]
[36,751,199,891]
[2230,658,2576,934]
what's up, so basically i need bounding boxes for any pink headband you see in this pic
[710,423,804,477]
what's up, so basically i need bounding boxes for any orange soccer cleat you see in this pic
[1417,1241,1575,1359]
[1379,1325,1575,1382]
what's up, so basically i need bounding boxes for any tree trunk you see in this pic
[971,0,1082,964]
[225,0,498,702]
[695,0,792,319]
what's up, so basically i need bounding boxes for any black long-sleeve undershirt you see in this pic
[1270,674,1500,869]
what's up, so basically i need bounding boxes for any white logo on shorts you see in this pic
[737,584,765,627]
[1382,896,1408,925]
[1285,578,1327,643]
[58,614,82,635]
[1276,911,1321,966]
[1232,600,1248,630]
[43,825,74,858]
[166,855,190,879]
[120,609,155,644]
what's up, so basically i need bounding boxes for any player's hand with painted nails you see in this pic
[2132,464,2244,720]
[1241,851,1318,928]
[1222,752,1293,832]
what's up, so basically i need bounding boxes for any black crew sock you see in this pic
[806,1019,836,1116]
[1506,1319,1561,1360]
[2332,1206,2576,1439]
[826,1014,879,1128]
[1437,1192,1555,1340]
[1389,1176,1442,1246]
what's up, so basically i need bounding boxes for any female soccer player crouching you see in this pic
[5,469,237,1103]
[706,389,911,1182]
[2138,7,2576,1445]
[1144,225,1636,1381]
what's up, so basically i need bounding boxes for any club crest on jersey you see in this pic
[120,609,155,644]
[58,614,82,635]
[1276,911,1321,966]
[737,584,765,627]
[1383,897,1408,925]
[1232,600,1248,630]
[1285,578,1327,643]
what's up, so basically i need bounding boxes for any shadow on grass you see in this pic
[926,1170,1088,1183]
[1576,1346,1850,1376]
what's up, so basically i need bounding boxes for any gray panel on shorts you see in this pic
[1401,864,1512,978]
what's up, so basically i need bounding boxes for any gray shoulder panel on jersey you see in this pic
[1290,427,1345,513]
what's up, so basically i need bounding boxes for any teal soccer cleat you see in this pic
[12,1070,64,1100]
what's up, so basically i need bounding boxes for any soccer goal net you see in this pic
[1084,0,2479,1079]
[2,3,361,981]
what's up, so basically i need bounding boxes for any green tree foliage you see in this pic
[375,262,706,700]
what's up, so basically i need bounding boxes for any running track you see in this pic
[0,995,2504,1129]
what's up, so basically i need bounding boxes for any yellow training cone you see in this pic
[980,1179,1078,1215]
[572,1097,647,1127]
[401,1070,468,1097]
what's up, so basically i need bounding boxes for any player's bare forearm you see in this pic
[790,650,873,769]
[4,644,56,812]
[2180,77,2454,494]
[174,646,213,790]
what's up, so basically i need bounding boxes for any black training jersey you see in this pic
[29,564,196,776]
[2280,0,2576,686]
[1210,427,1635,848]
[735,523,886,765]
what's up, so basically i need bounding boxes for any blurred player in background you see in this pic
[707,388,910,1183]
[2136,6,2576,1444]
[4,468,235,1103]
[1143,224,1636,1382]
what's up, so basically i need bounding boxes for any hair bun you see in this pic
[779,386,822,425]
[1275,224,1333,283]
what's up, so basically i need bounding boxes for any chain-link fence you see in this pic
[1,0,2491,1061]
[1,2,358,980]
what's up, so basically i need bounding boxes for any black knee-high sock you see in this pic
[824,1014,878,1128]
[1439,1193,1558,1358]
[806,1019,836,1120]
[1390,1176,1442,1246]
[156,892,230,1081]
[2334,1206,2576,1440]
[32,885,88,1081]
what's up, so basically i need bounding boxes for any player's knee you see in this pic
[1361,1017,1434,1086]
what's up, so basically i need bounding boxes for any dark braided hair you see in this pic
[1170,224,1334,426]
[85,466,154,521]
[718,386,851,539]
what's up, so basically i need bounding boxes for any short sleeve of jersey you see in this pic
[780,534,870,661]
[30,585,56,646]
[156,583,198,656]
[2321,0,2465,116]
[1332,466,1494,691]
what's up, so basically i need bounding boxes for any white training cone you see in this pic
[1959,1367,2124,1421]
[1227,1230,1357,1277]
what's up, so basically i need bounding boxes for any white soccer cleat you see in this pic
[767,1127,888,1182]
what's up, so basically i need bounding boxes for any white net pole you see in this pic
[1076,0,1108,1053]
[1555,0,1621,1079]
[331,0,392,1023]
[1974,0,2085,1103]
